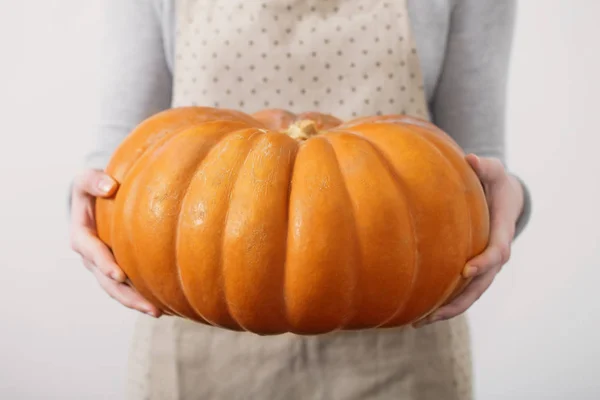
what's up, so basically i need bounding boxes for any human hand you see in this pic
[414,154,524,327]
[69,169,162,318]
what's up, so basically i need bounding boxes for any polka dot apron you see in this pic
[126,1,473,399]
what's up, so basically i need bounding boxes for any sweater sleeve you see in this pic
[67,0,172,214]
[83,0,172,172]
[430,0,531,238]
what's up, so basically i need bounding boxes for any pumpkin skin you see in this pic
[95,106,489,335]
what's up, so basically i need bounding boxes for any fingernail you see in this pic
[98,177,115,194]
[422,314,443,327]
[467,154,480,167]
[143,305,160,318]
[143,306,157,317]
[111,270,126,282]
[462,265,478,278]
[430,314,443,323]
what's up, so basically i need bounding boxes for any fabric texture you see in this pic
[172,0,429,119]
[126,0,473,399]
[128,315,473,400]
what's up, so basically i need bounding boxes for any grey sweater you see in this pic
[83,0,531,236]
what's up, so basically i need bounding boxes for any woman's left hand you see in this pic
[414,154,525,327]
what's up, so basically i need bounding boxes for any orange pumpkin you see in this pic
[96,107,489,335]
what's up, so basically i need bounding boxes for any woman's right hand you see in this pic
[69,169,162,318]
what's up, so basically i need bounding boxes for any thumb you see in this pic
[74,169,118,198]
[466,154,505,184]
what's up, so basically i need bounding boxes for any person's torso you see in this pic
[125,2,473,400]
[152,0,454,108]
[172,0,432,120]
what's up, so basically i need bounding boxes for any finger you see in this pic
[463,183,515,278]
[71,228,126,282]
[91,266,162,317]
[462,238,511,278]
[83,258,95,272]
[415,267,498,327]
[465,153,481,173]
[70,184,96,229]
[464,216,513,277]
[465,154,505,185]
[73,169,118,198]
[70,170,116,230]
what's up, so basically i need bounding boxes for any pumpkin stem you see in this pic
[286,120,319,141]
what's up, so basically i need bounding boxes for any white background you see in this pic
[1,1,599,399]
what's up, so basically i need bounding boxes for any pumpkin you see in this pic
[95,107,489,335]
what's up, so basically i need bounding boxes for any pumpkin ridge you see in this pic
[388,126,471,322]
[321,134,362,330]
[282,141,300,331]
[218,128,267,330]
[114,120,248,198]
[284,136,359,333]
[221,132,297,334]
[338,124,474,324]
[101,124,192,248]
[406,129,472,318]
[335,129,420,326]
[175,127,266,330]
[381,116,463,152]
[126,125,245,321]
[173,125,250,324]
[412,129,485,307]
[110,126,196,317]
[113,121,252,319]
[107,107,262,189]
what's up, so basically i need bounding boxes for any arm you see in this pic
[85,0,173,171]
[417,0,531,326]
[68,0,172,317]
[69,0,172,207]
[431,0,531,238]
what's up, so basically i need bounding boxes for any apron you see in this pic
[127,1,473,399]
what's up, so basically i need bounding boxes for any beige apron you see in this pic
[127,1,473,399]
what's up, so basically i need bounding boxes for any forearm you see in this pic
[431,0,530,238]
[86,0,173,170]
[68,0,172,214]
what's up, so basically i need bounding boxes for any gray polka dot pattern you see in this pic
[172,0,429,120]
[126,0,473,399]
